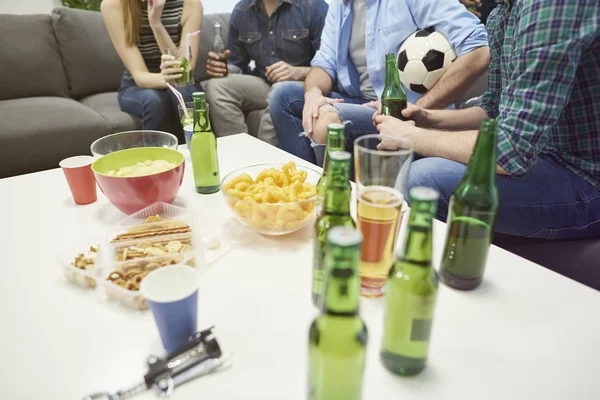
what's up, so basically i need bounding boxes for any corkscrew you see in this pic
[83,327,231,400]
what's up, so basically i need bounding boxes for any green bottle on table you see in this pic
[381,186,440,376]
[381,53,408,120]
[439,119,499,290]
[308,226,367,400]
[190,92,220,194]
[316,123,346,218]
[312,151,355,307]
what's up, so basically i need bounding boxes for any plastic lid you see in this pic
[409,186,440,202]
[329,151,351,161]
[328,226,363,247]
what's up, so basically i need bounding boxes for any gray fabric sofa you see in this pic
[0,8,258,179]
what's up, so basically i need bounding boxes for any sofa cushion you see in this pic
[0,97,112,178]
[494,233,600,291]
[195,14,231,83]
[52,7,124,99]
[80,92,142,133]
[0,14,69,101]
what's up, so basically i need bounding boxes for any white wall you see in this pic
[0,0,62,14]
[0,0,239,15]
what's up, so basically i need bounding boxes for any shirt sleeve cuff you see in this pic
[496,126,530,176]
[454,24,489,58]
[310,55,337,84]
[480,100,498,119]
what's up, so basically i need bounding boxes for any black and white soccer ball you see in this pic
[397,27,456,94]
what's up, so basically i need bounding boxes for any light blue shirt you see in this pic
[312,0,489,103]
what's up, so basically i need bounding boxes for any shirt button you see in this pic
[293,35,297,39]
[271,51,275,55]
[247,38,251,42]
[269,31,273,35]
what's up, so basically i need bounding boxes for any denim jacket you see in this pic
[227,0,329,80]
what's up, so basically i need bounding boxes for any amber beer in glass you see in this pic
[354,135,413,297]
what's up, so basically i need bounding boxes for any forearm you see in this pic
[132,72,167,89]
[426,106,488,130]
[150,22,180,57]
[304,67,333,96]
[413,127,507,174]
[416,47,490,109]
[295,66,312,81]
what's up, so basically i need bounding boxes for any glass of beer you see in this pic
[354,134,413,297]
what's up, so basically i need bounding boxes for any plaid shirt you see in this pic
[481,0,600,189]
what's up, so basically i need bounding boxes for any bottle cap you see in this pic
[409,186,439,202]
[327,123,345,131]
[329,151,351,161]
[214,22,221,28]
[328,226,363,247]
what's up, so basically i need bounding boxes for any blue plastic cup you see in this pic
[140,265,199,353]
[183,124,193,150]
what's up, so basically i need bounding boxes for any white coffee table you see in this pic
[1,133,599,400]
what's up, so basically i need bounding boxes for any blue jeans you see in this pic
[118,74,202,143]
[408,155,600,239]
[269,81,377,165]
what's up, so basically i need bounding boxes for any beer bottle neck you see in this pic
[463,123,497,185]
[324,159,351,215]
[322,131,345,178]
[322,260,360,316]
[384,59,401,90]
[193,101,211,133]
[400,200,434,267]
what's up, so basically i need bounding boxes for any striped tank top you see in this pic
[137,0,183,73]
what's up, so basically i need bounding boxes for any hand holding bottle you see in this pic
[206,50,231,78]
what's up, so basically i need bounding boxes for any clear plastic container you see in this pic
[59,240,101,290]
[94,251,197,311]
[105,202,195,245]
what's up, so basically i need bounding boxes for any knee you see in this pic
[312,105,342,144]
[268,81,303,109]
[204,79,230,102]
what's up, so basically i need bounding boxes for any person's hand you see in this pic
[145,0,166,27]
[459,0,481,7]
[401,103,432,127]
[302,88,344,134]
[160,54,182,82]
[460,0,482,17]
[363,100,382,126]
[374,115,418,151]
[206,50,231,78]
[266,61,301,82]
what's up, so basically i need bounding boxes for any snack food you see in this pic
[104,215,196,310]
[105,160,176,178]
[65,246,99,289]
[223,161,317,232]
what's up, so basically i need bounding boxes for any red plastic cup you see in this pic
[59,156,97,205]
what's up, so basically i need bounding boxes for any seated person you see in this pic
[203,0,328,146]
[269,0,490,165]
[102,0,203,140]
[375,0,600,239]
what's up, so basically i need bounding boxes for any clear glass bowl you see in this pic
[221,163,321,235]
[90,130,179,158]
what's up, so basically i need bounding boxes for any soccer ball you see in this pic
[397,27,456,94]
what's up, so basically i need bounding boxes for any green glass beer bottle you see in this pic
[190,92,220,194]
[308,226,367,400]
[312,151,356,306]
[381,186,440,376]
[439,119,499,290]
[316,123,346,217]
[381,53,408,120]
